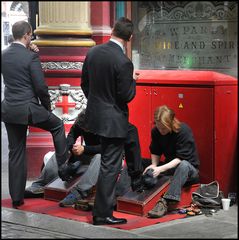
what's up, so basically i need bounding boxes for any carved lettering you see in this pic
[133,1,237,76]
[182,25,227,35]
[157,54,231,66]
[169,27,178,36]
[211,41,235,49]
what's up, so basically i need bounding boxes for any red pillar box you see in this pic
[129,70,237,196]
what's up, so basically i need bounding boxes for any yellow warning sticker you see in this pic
[179,103,183,108]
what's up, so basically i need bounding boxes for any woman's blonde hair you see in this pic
[154,105,181,133]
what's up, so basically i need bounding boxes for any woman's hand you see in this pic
[143,164,162,178]
[151,166,162,178]
[143,164,157,175]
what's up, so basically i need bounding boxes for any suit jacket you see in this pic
[1,43,51,124]
[81,41,136,138]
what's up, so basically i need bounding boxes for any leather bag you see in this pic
[192,181,223,208]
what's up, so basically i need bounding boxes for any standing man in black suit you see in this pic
[1,21,68,208]
[81,17,141,225]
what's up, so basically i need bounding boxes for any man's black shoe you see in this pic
[24,184,45,198]
[12,200,24,209]
[24,190,44,198]
[131,176,144,192]
[93,216,127,225]
[142,168,157,189]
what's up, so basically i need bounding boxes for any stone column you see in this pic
[34,1,95,47]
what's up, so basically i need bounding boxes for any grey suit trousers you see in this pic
[28,152,101,194]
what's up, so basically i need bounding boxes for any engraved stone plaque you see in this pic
[132,1,238,77]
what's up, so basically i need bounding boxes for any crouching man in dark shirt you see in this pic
[145,105,200,218]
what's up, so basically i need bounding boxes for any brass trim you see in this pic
[32,39,96,47]
[34,28,93,36]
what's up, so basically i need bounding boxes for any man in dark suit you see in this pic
[81,17,142,225]
[1,21,68,208]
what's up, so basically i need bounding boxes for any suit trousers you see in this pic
[5,112,67,202]
[93,137,125,217]
[30,113,68,166]
[124,123,143,178]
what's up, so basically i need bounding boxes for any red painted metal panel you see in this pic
[38,47,90,56]
[43,69,82,77]
[26,134,54,179]
[135,70,237,86]
[129,86,151,158]
[40,56,85,62]
[92,35,111,45]
[90,2,111,45]
[45,77,81,86]
[214,85,238,196]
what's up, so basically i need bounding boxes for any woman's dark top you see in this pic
[149,122,200,168]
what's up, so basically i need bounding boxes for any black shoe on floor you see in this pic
[12,200,24,209]
[24,190,44,198]
[24,185,44,198]
[93,216,127,225]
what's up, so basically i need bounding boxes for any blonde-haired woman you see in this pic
[145,105,200,218]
